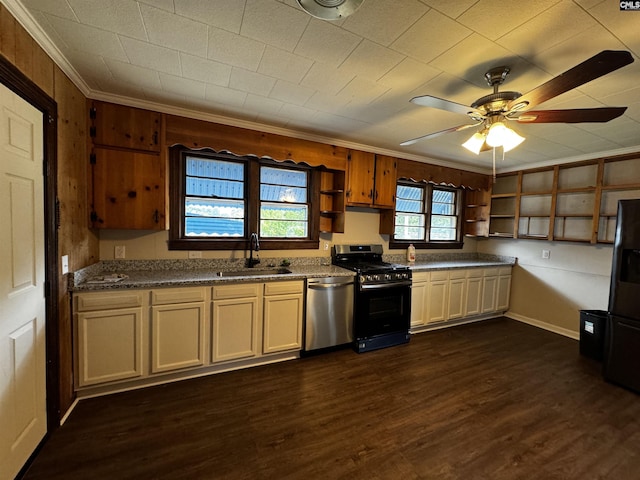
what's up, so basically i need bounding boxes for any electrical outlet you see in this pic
[114,245,126,259]
[61,255,69,274]
[188,251,202,259]
[542,249,550,259]
[324,242,329,251]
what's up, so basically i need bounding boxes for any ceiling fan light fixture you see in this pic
[485,121,509,147]
[501,129,525,152]
[462,132,486,155]
[296,0,364,20]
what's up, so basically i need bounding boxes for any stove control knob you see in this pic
[359,275,366,283]
[384,273,391,281]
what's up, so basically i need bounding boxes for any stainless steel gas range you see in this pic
[332,244,412,353]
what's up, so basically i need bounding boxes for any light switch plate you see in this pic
[61,255,69,274]
[188,251,202,259]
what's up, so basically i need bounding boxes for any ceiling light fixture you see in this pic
[296,0,364,20]
[462,117,525,155]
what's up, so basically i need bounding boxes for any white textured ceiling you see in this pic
[8,0,640,172]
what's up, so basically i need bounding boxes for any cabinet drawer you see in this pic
[151,287,208,305]
[484,268,499,277]
[430,270,449,281]
[467,268,484,278]
[75,291,145,312]
[412,271,429,282]
[449,269,467,280]
[213,283,260,300]
[264,281,304,296]
[497,266,512,276]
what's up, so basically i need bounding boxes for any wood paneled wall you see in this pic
[0,5,98,419]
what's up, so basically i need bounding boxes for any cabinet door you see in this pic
[151,302,206,373]
[347,150,375,205]
[212,297,259,362]
[427,278,448,323]
[496,271,512,312]
[373,154,397,208]
[410,281,428,327]
[76,307,144,387]
[91,147,165,229]
[447,276,466,320]
[91,100,160,152]
[464,274,483,317]
[263,293,304,353]
[481,274,498,313]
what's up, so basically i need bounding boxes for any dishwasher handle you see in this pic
[307,280,354,290]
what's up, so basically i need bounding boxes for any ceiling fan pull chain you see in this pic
[492,147,496,181]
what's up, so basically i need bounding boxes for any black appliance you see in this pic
[332,244,411,353]
[604,199,640,393]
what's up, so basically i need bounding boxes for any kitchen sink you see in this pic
[215,268,292,277]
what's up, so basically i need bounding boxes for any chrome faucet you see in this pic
[247,232,260,268]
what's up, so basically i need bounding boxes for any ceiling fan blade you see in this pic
[507,50,634,112]
[400,123,480,146]
[410,95,483,117]
[515,107,627,124]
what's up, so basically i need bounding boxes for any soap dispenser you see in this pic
[407,244,416,263]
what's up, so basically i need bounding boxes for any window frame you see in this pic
[389,181,464,250]
[169,147,319,250]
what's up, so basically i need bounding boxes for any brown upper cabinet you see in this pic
[346,151,397,208]
[88,101,166,230]
[91,147,165,230]
[90,100,161,152]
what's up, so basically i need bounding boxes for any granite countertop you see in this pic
[70,259,354,292]
[385,253,516,272]
[405,258,515,272]
[69,254,516,292]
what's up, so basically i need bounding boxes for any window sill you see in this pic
[389,240,464,250]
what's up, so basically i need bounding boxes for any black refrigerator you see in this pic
[604,199,640,393]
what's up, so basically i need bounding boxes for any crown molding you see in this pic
[89,89,493,175]
[2,0,92,96]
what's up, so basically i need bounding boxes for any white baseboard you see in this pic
[506,311,579,340]
[59,398,79,426]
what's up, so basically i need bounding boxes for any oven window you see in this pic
[355,287,411,338]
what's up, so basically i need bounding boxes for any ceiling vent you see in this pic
[296,0,364,20]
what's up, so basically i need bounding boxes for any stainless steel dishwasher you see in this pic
[305,276,354,351]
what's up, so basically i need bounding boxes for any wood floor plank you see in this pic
[23,318,640,480]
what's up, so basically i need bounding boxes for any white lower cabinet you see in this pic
[74,280,304,393]
[464,269,483,317]
[212,283,261,362]
[74,291,146,387]
[262,281,304,354]
[150,287,208,374]
[447,270,466,320]
[410,272,429,327]
[411,265,512,331]
[496,267,512,312]
[426,270,448,323]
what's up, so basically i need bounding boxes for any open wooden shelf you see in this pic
[488,155,640,244]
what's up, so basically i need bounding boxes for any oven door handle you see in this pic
[359,280,412,291]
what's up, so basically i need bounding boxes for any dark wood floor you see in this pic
[24,318,640,480]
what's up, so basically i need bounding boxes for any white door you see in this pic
[0,83,47,479]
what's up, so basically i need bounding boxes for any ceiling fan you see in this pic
[401,50,635,154]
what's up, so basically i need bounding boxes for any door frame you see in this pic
[0,55,60,431]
